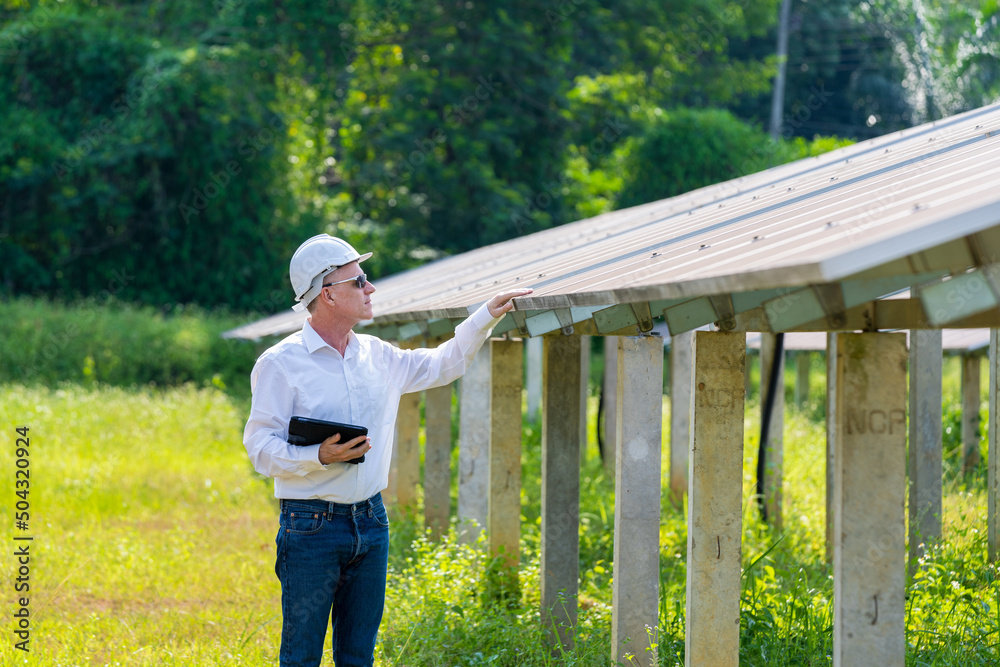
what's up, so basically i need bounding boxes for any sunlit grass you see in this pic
[0,383,996,665]
[1,384,277,665]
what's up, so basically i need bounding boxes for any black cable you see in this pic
[757,332,784,524]
[597,381,605,465]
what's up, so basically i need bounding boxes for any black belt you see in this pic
[279,492,382,515]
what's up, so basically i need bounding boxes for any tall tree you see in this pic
[857,0,1000,122]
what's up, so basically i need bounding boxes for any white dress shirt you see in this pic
[243,303,501,503]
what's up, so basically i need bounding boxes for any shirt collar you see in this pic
[302,318,358,359]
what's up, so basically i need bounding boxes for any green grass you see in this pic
[0,297,263,399]
[0,383,997,666]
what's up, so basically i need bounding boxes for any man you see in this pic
[243,234,530,667]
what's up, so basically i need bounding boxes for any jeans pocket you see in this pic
[284,510,325,535]
[371,503,390,528]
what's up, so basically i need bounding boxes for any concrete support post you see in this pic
[603,336,619,473]
[908,330,943,569]
[988,330,1000,562]
[489,339,523,579]
[664,339,671,398]
[826,333,837,564]
[527,336,543,423]
[394,391,422,509]
[833,333,907,667]
[962,354,982,473]
[580,336,590,465]
[541,335,582,650]
[670,330,694,507]
[610,336,663,665]
[385,429,399,506]
[796,352,811,406]
[685,331,745,667]
[458,345,491,544]
[424,383,453,540]
[760,333,785,530]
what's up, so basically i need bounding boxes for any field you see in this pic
[0,361,997,665]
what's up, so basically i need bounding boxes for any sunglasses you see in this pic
[323,273,368,289]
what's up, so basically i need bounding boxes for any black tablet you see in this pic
[287,416,368,465]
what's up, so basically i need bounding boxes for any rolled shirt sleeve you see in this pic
[387,303,502,395]
[243,354,328,478]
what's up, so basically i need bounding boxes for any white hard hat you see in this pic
[289,234,373,311]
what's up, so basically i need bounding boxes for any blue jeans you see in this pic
[274,493,390,667]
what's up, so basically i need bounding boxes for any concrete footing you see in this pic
[962,353,982,473]
[580,335,590,465]
[541,335,582,650]
[489,339,523,579]
[833,333,907,667]
[670,330,694,507]
[394,390,421,508]
[527,336,543,423]
[424,383,452,540]
[685,331,745,667]
[795,351,810,405]
[603,336,619,473]
[826,333,837,564]
[988,330,1000,562]
[908,330,943,569]
[458,345,491,544]
[610,336,663,665]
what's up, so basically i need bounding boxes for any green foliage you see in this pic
[856,0,1000,121]
[320,0,788,256]
[0,297,260,397]
[4,0,994,314]
[611,108,853,211]
[1,0,796,308]
[770,0,915,138]
[0,6,308,309]
[379,532,610,665]
[331,3,583,253]
[615,108,776,208]
[905,496,1000,663]
[730,0,1000,139]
